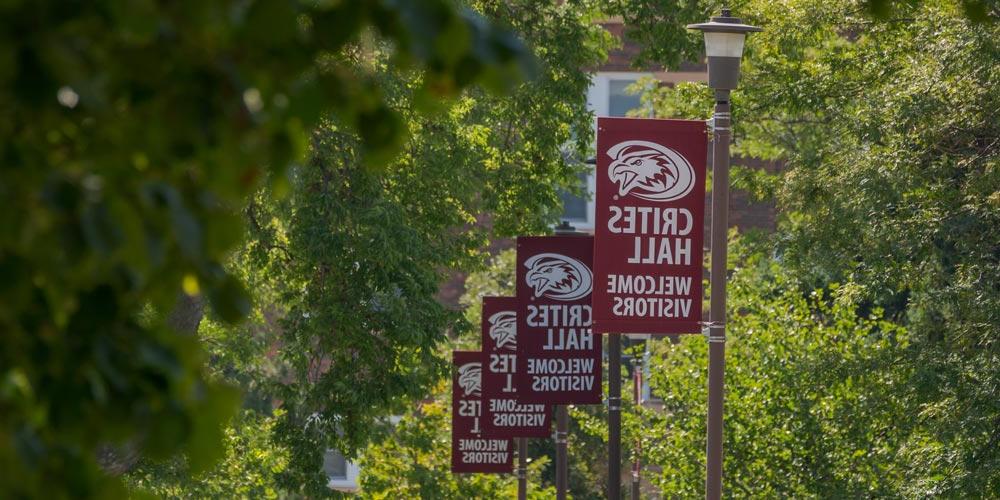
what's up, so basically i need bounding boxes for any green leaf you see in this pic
[357,104,408,170]
[207,274,251,324]
[242,0,300,45]
[108,0,159,45]
[310,2,367,49]
[186,382,241,473]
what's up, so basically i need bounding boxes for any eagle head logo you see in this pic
[607,140,695,202]
[457,362,481,397]
[488,311,517,350]
[524,253,592,301]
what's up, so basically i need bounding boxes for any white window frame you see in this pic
[562,71,654,232]
[325,449,361,492]
[558,170,596,231]
[323,415,399,492]
[587,71,654,120]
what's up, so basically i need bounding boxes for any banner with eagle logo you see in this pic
[480,297,551,438]
[515,236,602,404]
[451,350,513,473]
[592,118,707,335]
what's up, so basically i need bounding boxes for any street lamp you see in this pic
[687,8,760,500]
[688,9,761,91]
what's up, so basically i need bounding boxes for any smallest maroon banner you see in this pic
[481,297,551,438]
[451,351,514,474]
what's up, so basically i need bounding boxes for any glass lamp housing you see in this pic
[703,32,746,58]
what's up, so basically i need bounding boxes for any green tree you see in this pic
[635,0,999,495]
[358,378,556,499]
[360,249,602,499]
[643,237,910,497]
[0,1,539,496]
[125,411,291,499]
[124,0,608,495]
[260,0,607,490]
[740,2,998,494]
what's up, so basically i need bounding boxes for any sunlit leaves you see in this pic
[126,411,292,498]
[864,0,996,22]
[603,0,707,70]
[637,0,999,495]
[645,238,910,497]
[118,1,605,494]
[359,380,557,499]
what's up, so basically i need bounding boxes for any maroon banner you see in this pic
[515,236,602,404]
[481,297,551,438]
[592,117,707,335]
[451,351,514,473]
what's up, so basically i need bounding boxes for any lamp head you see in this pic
[687,8,762,90]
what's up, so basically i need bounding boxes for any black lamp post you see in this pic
[553,220,584,500]
[686,8,760,500]
[688,9,761,91]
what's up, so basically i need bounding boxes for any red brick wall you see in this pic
[597,22,654,72]
[595,21,706,74]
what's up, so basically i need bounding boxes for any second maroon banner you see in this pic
[515,236,602,405]
[592,117,707,335]
[481,297,551,438]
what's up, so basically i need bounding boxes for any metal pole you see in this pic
[608,334,622,499]
[705,89,731,500]
[631,355,642,500]
[552,220,579,500]
[555,406,569,500]
[517,437,527,500]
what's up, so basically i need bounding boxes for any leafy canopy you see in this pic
[123,0,609,495]
[644,237,909,497]
[637,0,999,495]
[0,0,538,496]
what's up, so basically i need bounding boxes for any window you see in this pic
[558,172,590,223]
[324,449,360,492]
[586,72,651,119]
[556,170,595,231]
[323,449,348,480]
[558,72,653,229]
[609,79,643,117]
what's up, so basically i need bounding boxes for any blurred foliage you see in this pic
[0,0,542,496]
[13,0,993,495]
[123,0,609,496]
